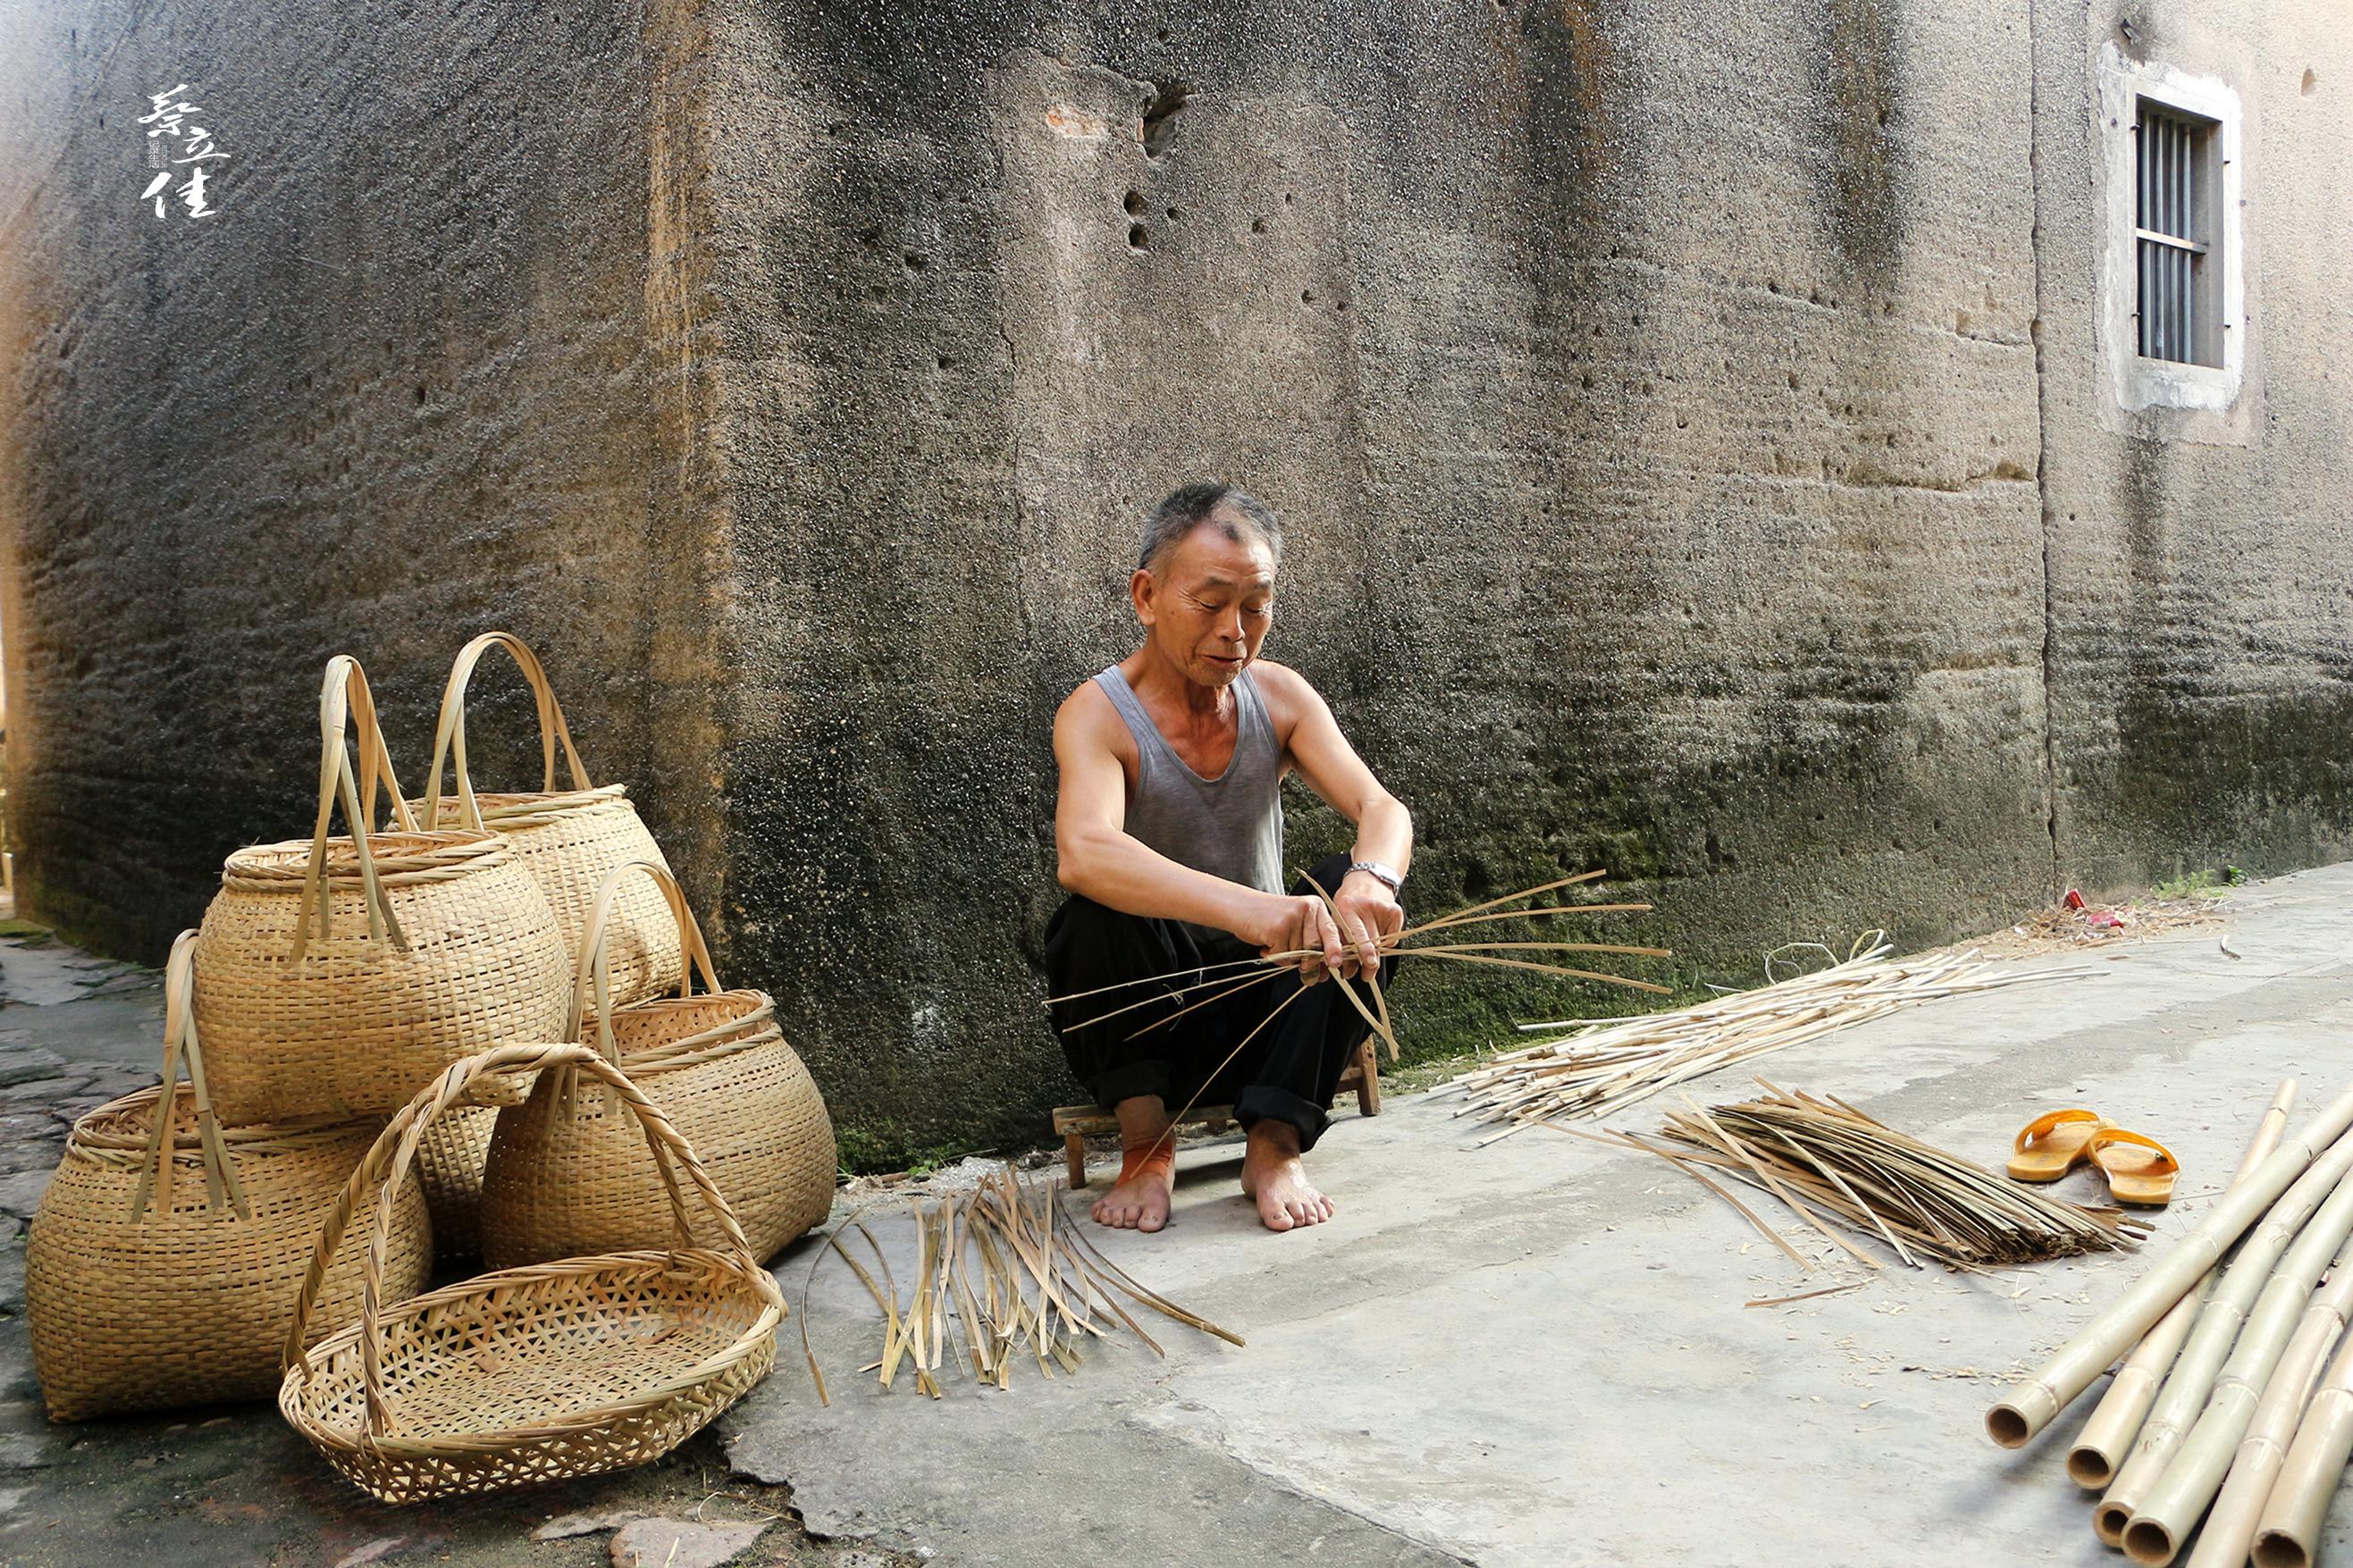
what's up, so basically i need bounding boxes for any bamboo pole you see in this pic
[2124,1157,2353,1564]
[1986,1086,2353,1449]
[2069,1080,2300,1488]
[2251,1327,2353,1568]
[2094,1117,2353,1544]
[2183,1223,2353,1568]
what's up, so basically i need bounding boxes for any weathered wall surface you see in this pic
[2031,4,2353,891]
[0,2,733,959]
[1,1,2345,1161]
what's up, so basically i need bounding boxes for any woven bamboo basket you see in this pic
[27,933,432,1421]
[280,1043,783,1504]
[480,861,836,1269]
[193,656,570,1124]
[409,633,682,1012]
[415,1106,496,1262]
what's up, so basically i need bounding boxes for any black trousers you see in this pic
[1044,851,1377,1153]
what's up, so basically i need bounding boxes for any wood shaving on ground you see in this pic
[802,1163,1240,1402]
[1563,1080,2148,1273]
[1445,935,2088,1136]
[1968,897,2225,958]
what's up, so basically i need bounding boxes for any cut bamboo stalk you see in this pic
[2069,1080,2300,1488]
[2183,1223,2353,1568]
[2123,1157,2353,1564]
[2251,1323,2353,1568]
[1986,1086,2353,1449]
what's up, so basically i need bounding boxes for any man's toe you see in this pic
[1138,1208,1166,1233]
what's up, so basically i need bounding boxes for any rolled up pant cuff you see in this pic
[1234,1085,1332,1152]
[1089,1059,1179,1111]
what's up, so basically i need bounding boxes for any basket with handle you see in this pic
[409,632,683,1012]
[26,931,433,1421]
[480,861,836,1269]
[279,1042,784,1503]
[414,1104,496,1262]
[192,655,571,1123]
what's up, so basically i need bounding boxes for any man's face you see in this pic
[1133,522,1276,689]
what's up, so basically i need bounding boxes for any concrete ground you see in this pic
[727,862,2353,1568]
[0,865,2349,1566]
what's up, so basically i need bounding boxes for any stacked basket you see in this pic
[23,633,834,1501]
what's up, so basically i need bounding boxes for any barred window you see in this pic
[2136,101,2221,366]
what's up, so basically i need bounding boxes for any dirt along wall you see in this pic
[1,1,2346,1163]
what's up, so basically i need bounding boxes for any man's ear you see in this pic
[1130,567,1157,626]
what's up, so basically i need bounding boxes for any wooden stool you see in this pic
[1054,1037,1382,1188]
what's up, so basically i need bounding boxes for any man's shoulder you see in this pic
[1055,676,1132,755]
[1246,660,1324,722]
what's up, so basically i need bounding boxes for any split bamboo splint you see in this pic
[2067,1080,2298,1490]
[1985,1084,2353,1449]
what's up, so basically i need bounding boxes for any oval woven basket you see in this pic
[280,1043,783,1504]
[193,656,570,1124]
[481,862,836,1269]
[415,1105,496,1262]
[408,633,683,1012]
[27,933,432,1421]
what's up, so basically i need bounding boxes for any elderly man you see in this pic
[1047,482,1414,1233]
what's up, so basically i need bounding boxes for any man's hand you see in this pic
[1236,893,1350,985]
[1331,869,1405,979]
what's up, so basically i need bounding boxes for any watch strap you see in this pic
[1347,859,1404,894]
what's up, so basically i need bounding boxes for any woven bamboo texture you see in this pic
[415,1105,495,1262]
[279,1043,783,1504]
[193,656,570,1123]
[27,933,431,1420]
[480,862,836,1268]
[409,633,682,1011]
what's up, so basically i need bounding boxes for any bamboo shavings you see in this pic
[1581,1081,2147,1272]
[1448,936,2089,1139]
[803,1164,1240,1402]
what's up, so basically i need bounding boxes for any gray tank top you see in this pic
[1094,664,1284,905]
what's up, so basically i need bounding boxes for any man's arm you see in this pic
[1258,664,1414,977]
[1053,684,1349,977]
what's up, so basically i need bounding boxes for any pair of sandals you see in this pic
[2007,1109,2178,1206]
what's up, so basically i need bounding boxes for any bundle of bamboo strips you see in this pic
[803,1164,1240,1401]
[1574,1081,2144,1272]
[1447,937,2085,1138]
[1983,1081,2353,1568]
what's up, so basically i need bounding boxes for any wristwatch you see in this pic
[1346,859,1405,895]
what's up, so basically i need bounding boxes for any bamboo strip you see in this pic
[2124,1153,2353,1564]
[2068,1080,2299,1489]
[1986,1086,2353,1449]
[2095,1120,2353,1541]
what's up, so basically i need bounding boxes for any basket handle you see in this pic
[567,859,722,1064]
[130,931,248,1220]
[290,657,420,962]
[281,1042,767,1438]
[420,633,594,833]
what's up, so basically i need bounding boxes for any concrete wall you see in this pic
[1,0,2346,1161]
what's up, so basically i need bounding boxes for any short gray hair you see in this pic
[1137,482,1283,574]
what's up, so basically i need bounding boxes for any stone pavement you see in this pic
[723,862,2353,1568]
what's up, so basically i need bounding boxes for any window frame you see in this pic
[2098,50,2246,415]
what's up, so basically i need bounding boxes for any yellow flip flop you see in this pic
[2008,1109,2109,1182]
[2089,1128,2180,1207]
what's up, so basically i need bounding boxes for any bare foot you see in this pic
[1093,1096,1177,1232]
[1091,1145,1175,1231]
[1240,1123,1334,1232]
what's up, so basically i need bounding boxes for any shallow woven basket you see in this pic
[481,862,836,1269]
[408,633,683,1012]
[27,933,432,1421]
[280,1043,783,1504]
[193,656,569,1124]
[415,1105,496,1262]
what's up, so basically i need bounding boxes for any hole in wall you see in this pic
[1123,190,1146,214]
[1128,224,1149,249]
[1141,80,1189,159]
